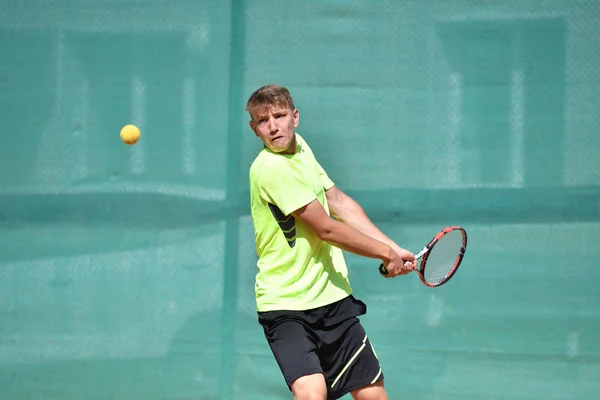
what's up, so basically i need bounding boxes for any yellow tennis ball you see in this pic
[120,124,140,145]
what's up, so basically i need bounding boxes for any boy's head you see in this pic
[247,85,299,154]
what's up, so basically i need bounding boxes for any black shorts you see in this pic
[257,295,384,400]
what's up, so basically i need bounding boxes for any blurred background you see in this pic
[0,1,599,399]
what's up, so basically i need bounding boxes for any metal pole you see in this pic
[219,0,245,398]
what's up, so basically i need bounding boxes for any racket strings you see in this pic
[425,260,456,284]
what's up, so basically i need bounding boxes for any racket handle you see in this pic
[379,263,389,276]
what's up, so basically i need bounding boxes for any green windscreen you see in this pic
[1,1,599,399]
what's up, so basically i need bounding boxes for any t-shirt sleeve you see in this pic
[316,161,335,191]
[258,163,319,216]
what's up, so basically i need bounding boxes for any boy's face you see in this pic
[249,105,299,154]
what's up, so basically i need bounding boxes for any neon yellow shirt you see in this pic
[249,133,352,312]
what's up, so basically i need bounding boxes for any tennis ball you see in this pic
[120,124,140,145]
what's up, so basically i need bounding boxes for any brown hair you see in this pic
[245,84,295,119]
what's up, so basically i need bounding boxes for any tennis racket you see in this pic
[379,226,467,287]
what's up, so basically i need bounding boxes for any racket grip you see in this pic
[378,263,389,276]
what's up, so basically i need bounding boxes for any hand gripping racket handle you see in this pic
[379,246,428,276]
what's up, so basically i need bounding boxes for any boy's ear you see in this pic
[249,120,258,136]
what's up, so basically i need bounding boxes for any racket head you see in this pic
[417,226,467,287]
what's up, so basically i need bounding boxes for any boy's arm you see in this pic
[292,199,410,277]
[325,185,414,261]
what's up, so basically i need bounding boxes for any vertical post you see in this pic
[219,0,245,398]
[130,76,146,175]
[509,66,524,188]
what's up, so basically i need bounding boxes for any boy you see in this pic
[247,84,415,400]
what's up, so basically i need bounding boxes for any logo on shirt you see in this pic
[268,203,296,248]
